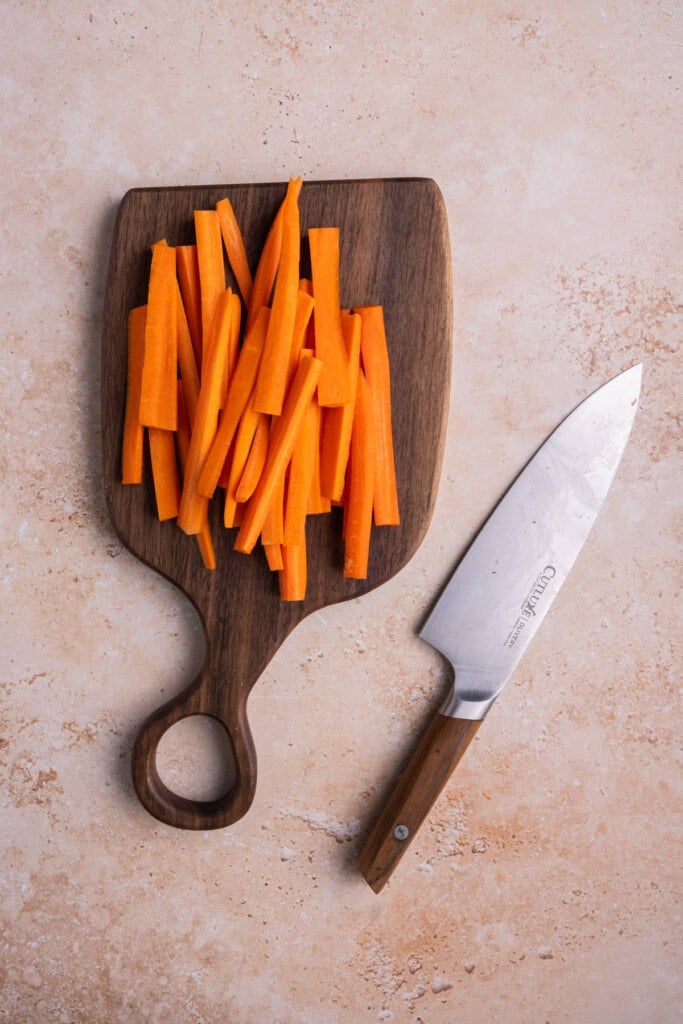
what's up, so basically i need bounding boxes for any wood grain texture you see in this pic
[101,178,452,830]
[358,714,481,893]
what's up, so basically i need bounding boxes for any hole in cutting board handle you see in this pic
[155,715,237,802]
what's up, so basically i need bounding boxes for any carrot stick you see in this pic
[356,305,400,525]
[306,401,331,514]
[148,427,181,521]
[139,241,177,431]
[194,210,226,376]
[263,543,284,572]
[319,312,361,501]
[343,369,376,579]
[225,289,242,398]
[261,473,285,546]
[122,304,147,484]
[235,413,269,503]
[223,403,266,527]
[308,227,349,407]
[176,245,202,368]
[175,277,200,425]
[209,288,241,411]
[235,351,323,554]
[197,306,270,499]
[177,289,234,535]
[279,543,307,601]
[284,398,318,545]
[176,380,215,569]
[286,289,315,391]
[247,178,303,330]
[216,197,253,306]
[253,177,302,416]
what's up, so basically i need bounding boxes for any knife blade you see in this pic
[358,364,642,893]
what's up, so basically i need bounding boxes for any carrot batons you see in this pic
[139,241,177,431]
[122,305,147,484]
[216,197,253,306]
[120,178,399,595]
[253,177,302,416]
[355,305,400,526]
[308,227,350,407]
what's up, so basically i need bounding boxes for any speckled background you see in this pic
[1,2,681,1022]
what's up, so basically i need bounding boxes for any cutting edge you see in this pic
[422,363,643,721]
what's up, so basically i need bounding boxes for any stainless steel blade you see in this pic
[420,364,642,720]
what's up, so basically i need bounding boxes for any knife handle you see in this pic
[358,713,481,893]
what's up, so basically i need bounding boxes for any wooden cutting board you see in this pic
[101,178,452,829]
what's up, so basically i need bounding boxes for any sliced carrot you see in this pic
[139,241,177,431]
[263,543,284,572]
[306,401,331,515]
[223,402,266,527]
[286,289,315,391]
[176,380,215,569]
[175,277,200,425]
[194,210,225,376]
[209,288,241,411]
[235,351,323,554]
[284,398,318,545]
[319,312,361,501]
[216,197,252,306]
[148,427,181,521]
[176,245,202,367]
[122,304,147,484]
[235,413,269,503]
[343,369,376,579]
[253,177,302,416]
[177,289,234,536]
[247,178,303,330]
[279,543,307,601]
[197,306,270,500]
[308,227,349,407]
[356,305,400,525]
[261,473,285,546]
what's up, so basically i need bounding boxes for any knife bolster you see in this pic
[439,690,496,720]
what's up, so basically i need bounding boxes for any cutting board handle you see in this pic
[131,670,257,831]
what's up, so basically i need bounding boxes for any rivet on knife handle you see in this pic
[358,713,480,893]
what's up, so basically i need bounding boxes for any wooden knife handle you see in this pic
[131,668,257,831]
[358,713,481,893]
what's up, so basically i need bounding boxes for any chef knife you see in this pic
[358,364,642,893]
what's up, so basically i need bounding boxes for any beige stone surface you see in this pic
[1,2,680,1022]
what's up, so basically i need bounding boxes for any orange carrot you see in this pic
[175,277,200,425]
[284,398,318,545]
[279,543,307,601]
[356,305,400,525]
[286,289,315,391]
[176,380,215,569]
[319,312,361,501]
[343,369,376,579]
[308,227,349,407]
[235,351,323,554]
[177,289,234,535]
[197,306,270,499]
[223,403,266,527]
[122,304,147,484]
[247,178,303,330]
[253,177,302,416]
[306,401,331,515]
[194,210,225,376]
[148,427,181,521]
[139,241,177,431]
[261,473,285,546]
[176,245,202,367]
[235,413,269,503]
[263,543,284,572]
[216,197,252,306]
[209,288,241,411]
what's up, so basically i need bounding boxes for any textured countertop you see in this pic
[1,3,680,1022]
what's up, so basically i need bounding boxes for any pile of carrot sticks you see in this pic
[121,178,399,600]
